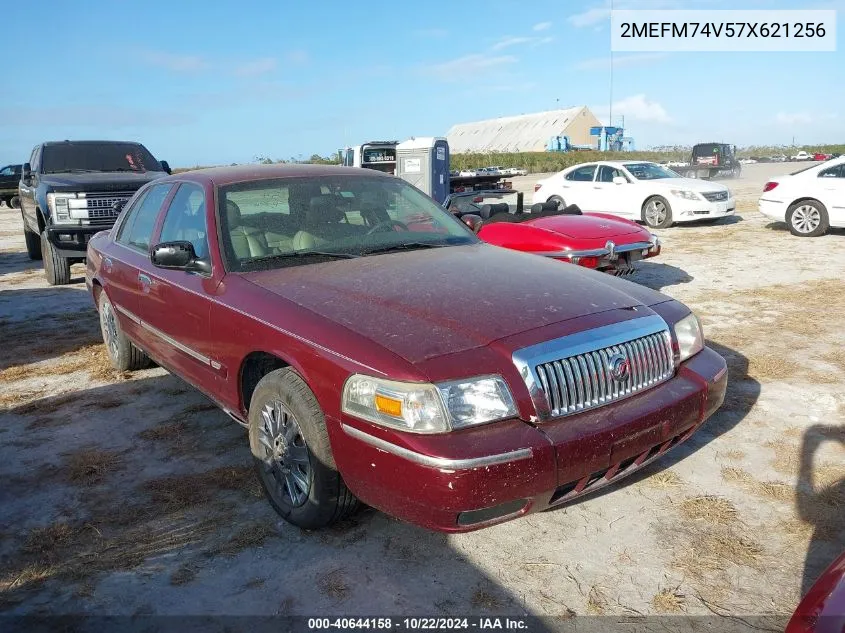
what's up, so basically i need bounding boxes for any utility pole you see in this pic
[608,0,614,128]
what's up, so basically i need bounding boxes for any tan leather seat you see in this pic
[227,200,273,260]
[291,195,349,251]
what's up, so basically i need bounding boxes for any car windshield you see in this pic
[219,175,478,271]
[623,162,681,180]
[41,143,161,174]
[446,191,520,215]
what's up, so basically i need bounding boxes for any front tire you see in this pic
[23,214,42,260]
[248,368,359,529]
[642,196,673,229]
[41,230,70,285]
[98,291,151,371]
[787,200,828,237]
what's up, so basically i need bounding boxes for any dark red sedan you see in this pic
[787,551,845,633]
[85,164,727,532]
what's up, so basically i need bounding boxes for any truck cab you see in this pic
[18,140,170,285]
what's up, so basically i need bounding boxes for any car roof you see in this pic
[40,140,147,146]
[160,163,391,186]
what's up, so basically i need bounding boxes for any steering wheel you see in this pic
[365,219,409,235]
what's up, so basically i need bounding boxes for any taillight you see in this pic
[763,181,778,192]
[534,184,542,192]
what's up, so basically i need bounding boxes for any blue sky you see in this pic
[1,0,842,167]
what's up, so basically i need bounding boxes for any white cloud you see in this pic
[533,21,552,31]
[593,94,672,124]
[774,112,812,125]
[491,35,554,51]
[568,0,709,28]
[141,50,208,73]
[571,53,666,71]
[285,50,309,65]
[234,57,277,77]
[420,54,517,80]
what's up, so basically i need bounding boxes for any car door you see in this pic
[558,164,598,209]
[18,147,40,229]
[108,183,175,348]
[817,163,845,225]
[591,165,634,217]
[137,181,222,391]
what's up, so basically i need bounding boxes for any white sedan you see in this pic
[532,161,736,229]
[758,156,845,237]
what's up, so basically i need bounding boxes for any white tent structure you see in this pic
[446,106,602,154]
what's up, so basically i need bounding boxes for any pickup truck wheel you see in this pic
[10,195,19,209]
[22,215,42,260]
[642,196,673,229]
[41,231,71,285]
[787,200,829,237]
[249,368,359,529]
[98,292,151,371]
[547,195,565,210]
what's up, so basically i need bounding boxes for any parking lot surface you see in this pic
[0,163,843,618]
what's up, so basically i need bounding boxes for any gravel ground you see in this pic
[0,163,843,622]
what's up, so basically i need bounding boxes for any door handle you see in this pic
[138,273,155,287]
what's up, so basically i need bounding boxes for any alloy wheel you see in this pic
[791,205,821,234]
[645,200,667,225]
[100,299,120,363]
[258,399,312,507]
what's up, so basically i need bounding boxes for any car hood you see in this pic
[651,178,729,193]
[523,214,645,240]
[39,171,168,192]
[242,244,663,365]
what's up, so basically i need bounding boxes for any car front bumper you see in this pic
[672,197,736,222]
[334,346,728,532]
[46,224,113,258]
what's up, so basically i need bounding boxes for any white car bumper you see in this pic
[671,196,736,222]
[758,198,787,222]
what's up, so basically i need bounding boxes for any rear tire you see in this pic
[98,291,151,371]
[41,230,70,285]
[642,196,673,229]
[23,214,42,260]
[787,200,828,237]
[547,195,565,210]
[10,195,19,209]
[248,368,359,529]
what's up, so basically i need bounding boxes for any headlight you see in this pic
[341,374,517,433]
[47,193,77,223]
[674,313,704,363]
[670,189,700,201]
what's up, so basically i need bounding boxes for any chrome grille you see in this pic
[84,191,135,219]
[701,191,728,202]
[512,315,676,421]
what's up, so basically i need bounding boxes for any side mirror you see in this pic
[112,199,127,214]
[160,160,171,174]
[22,162,32,183]
[461,214,483,233]
[612,176,627,185]
[151,241,211,274]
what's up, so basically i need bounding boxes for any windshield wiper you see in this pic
[247,250,360,265]
[101,168,145,172]
[45,169,102,174]
[359,242,450,256]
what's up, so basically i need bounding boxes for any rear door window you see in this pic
[565,165,597,181]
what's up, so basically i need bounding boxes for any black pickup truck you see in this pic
[18,140,170,285]
[1,163,22,207]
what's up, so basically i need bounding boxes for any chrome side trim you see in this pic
[341,423,533,470]
[512,315,673,422]
[114,304,141,324]
[112,302,215,368]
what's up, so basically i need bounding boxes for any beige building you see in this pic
[446,106,602,154]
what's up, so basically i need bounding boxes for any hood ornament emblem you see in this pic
[608,353,630,382]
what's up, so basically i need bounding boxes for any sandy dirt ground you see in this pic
[0,163,843,622]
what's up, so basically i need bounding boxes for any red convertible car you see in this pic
[85,164,726,532]
[444,190,661,276]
